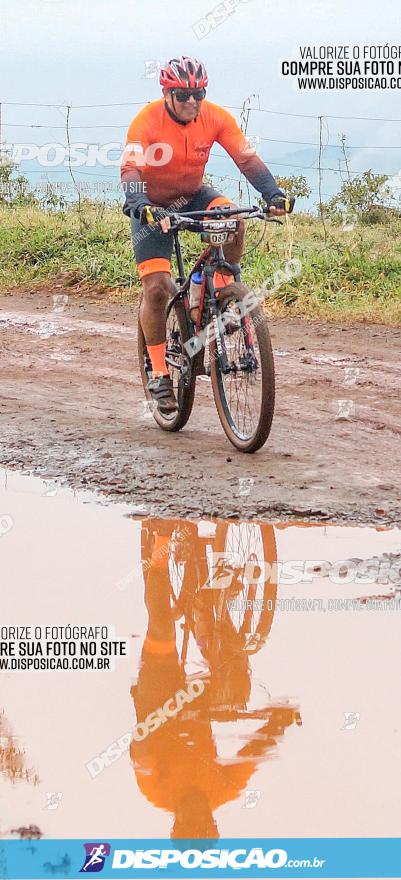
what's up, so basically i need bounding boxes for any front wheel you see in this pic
[138,298,196,432]
[209,284,275,453]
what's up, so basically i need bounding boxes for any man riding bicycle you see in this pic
[121,55,293,414]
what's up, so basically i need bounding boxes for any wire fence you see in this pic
[1,97,401,212]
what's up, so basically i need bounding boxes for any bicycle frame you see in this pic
[168,238,240,374]
[163,205,282,380]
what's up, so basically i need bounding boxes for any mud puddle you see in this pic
[1,291,401,523]
[1,469,401,840]
[0,309,134,340]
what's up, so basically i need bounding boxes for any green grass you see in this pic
[1,203,401,323]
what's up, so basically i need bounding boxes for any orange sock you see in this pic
[214,271,234,289]
[147,342,168,376]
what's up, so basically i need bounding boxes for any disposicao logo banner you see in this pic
[1,838,401,878]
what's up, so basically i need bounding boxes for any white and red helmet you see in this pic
[160,56,208,90]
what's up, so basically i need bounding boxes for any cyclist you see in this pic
[121,55,294,414]
[130,517,301,838]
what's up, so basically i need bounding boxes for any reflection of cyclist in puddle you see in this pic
[130,518,301,839]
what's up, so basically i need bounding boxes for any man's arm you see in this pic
[214,106,284,204]
[120,108,154,217]
[235,710,301,760]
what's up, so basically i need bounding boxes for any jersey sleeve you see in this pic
[214,106,283,202]
[120,107,154,216]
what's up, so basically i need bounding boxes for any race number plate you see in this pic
[201,220,238,245]
[210,231,229,244]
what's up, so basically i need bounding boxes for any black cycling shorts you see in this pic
[130,184,234,279]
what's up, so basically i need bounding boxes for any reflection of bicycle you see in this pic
[134,517,301,840]
[138,205,286,452]
[141,519,278,665]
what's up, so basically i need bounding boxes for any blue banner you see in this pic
[0,838,400,879]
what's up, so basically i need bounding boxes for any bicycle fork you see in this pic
[204,257,244,375]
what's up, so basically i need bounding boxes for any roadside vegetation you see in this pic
[1,151,401,324]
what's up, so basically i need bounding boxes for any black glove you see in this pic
[264,193,295,214]
[121,180,149,219]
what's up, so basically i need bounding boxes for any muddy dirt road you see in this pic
[1,289,400,523]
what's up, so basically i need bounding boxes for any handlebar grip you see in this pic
[264,196,295,214]
[140,205,157,226]
[285,196,295,214]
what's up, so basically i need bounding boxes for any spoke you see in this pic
[224,524,265,637]
[220,300,263,440]
[166,310,183,396]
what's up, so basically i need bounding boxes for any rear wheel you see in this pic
[209,284,275,453]
[138,299,196,432]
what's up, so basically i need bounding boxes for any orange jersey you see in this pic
[130,707,300,828]
[133,737,256,815]
[121,98,280,209]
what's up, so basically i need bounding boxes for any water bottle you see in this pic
[189,270,204,312]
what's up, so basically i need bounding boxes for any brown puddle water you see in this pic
[0,469,401,841]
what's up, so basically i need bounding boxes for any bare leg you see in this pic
[139,271,178,411]
[139,271,176,345]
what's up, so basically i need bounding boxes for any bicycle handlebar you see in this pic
[171,206,271,218]
[164,205,285,231]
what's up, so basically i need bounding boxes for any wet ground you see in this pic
[1,470,401,841]
[1,290,401,524]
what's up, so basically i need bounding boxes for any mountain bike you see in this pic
[138,205,285,453]
[138,518,301,731]
[140,517,278,660]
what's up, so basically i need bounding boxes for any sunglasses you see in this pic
[171,87,206,103]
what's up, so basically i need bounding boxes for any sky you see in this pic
[1,0,401,207]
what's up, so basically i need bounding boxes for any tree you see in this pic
[0,149,37,207]
[324,169,391,224]
[276,175,311,200]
